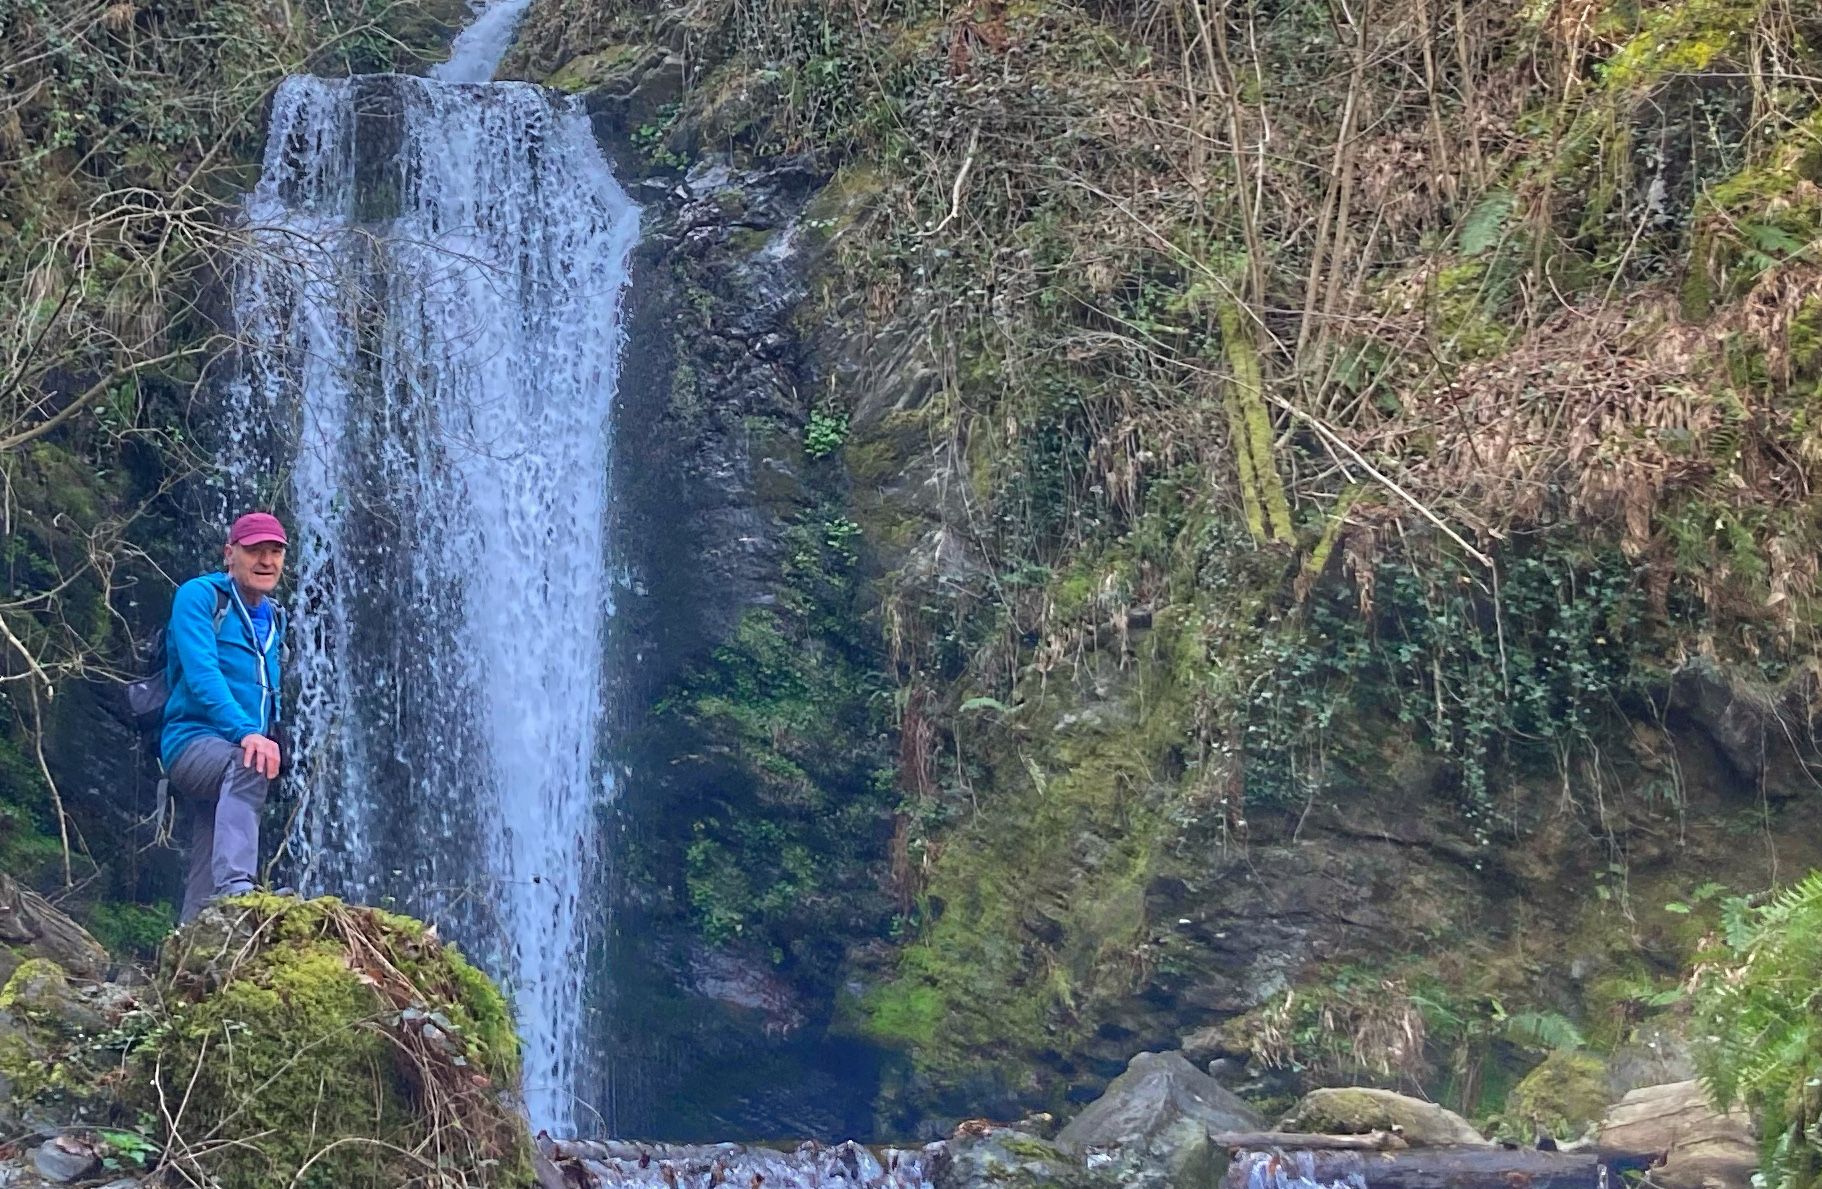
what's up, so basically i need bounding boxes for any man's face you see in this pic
[225,541,286,598]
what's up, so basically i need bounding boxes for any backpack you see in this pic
[124,587,230,733]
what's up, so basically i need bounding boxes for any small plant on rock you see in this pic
[805,407,848,459]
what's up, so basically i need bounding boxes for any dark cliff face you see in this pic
[598,130,901,1135]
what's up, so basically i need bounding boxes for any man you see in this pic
[162,512,288,922]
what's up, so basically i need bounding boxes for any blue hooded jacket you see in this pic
[160,571,285,768]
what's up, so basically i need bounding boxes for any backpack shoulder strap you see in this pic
[212,586,230,633]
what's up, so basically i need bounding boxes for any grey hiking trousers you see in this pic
[165,736,269,923]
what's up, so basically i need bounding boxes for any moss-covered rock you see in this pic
[0,957,129,1136]
[133,894,533,1189]
[1502,1051,1612,1140]
[1278,1088,1489,1147]
[936,1127,1117,1188]
[0,958,105,1036]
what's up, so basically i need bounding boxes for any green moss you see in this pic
[1656,107,1822,309]
[843,436,901,489]
[135,896,531,1189]
[1502,1051,1610,1139]
[543,44,638,92]
[803,164,883,238]
[1285,1088,1401,1132]
[862,625,1195,1094]
[998,1135,1066,1161]
[1281,1087,1485,1142]
[1595,0,1764,92]
[1432,261,1517,361]
[862,983,943,1049]
[1217,293,1293,544]
[0,731,64,885]
[0,958,68,1015]
[0,1028,47,1097]
[728,226,774,255]
[1792,296,1822,384]
[659,581,893,960]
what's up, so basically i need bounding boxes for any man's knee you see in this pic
[169,737,266,806]
[167,736,236,799]
[221,761,269,808]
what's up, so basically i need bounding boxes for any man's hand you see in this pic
[240,733,281,780]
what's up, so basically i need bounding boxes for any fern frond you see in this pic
[1502,1009,1585,1052]
[1694,869,1822,1189]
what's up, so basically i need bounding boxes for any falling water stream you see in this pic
[221,0,638,1132]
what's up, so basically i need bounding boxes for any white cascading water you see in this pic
[220,0,638,1132]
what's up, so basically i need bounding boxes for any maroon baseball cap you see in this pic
[228,512,288,547]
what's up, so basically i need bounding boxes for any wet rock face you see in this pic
[606,150,832,808]
[616,151,825,647]
[684,944,806,1035]
[589,145,899,1140]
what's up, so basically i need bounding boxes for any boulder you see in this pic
[29,1136,98,1184]
[134,894,535,1188]
[0,960,129,1137]
[936,1127,1115,1189]
[1056,1051,1263,1187]
[0,960,107,1036]
[1180,1024,1243,1067]
[1278,1088,1490,1147]
[1505,1051,1611,1138]
[0,875,107,985]
[1604,1025,1695,1097]
[0,1160,51,1186]
[1597,1081,1754,1189]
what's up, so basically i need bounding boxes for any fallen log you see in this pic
[1211,1131,1409,1152]
[1223,1146,1601,1189]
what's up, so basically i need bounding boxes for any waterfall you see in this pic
[220,1,639,1133]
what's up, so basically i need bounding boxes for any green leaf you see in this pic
[1501,1009,1585,1052]
[959,696,1011,714]
[1460,189,1516,256]
[1742,220,1805,256]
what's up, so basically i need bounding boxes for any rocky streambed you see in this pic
[0,887,1764,1189]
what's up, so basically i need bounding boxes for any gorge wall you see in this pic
[7,0,1822,1151]
[499,0,1822,1140]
